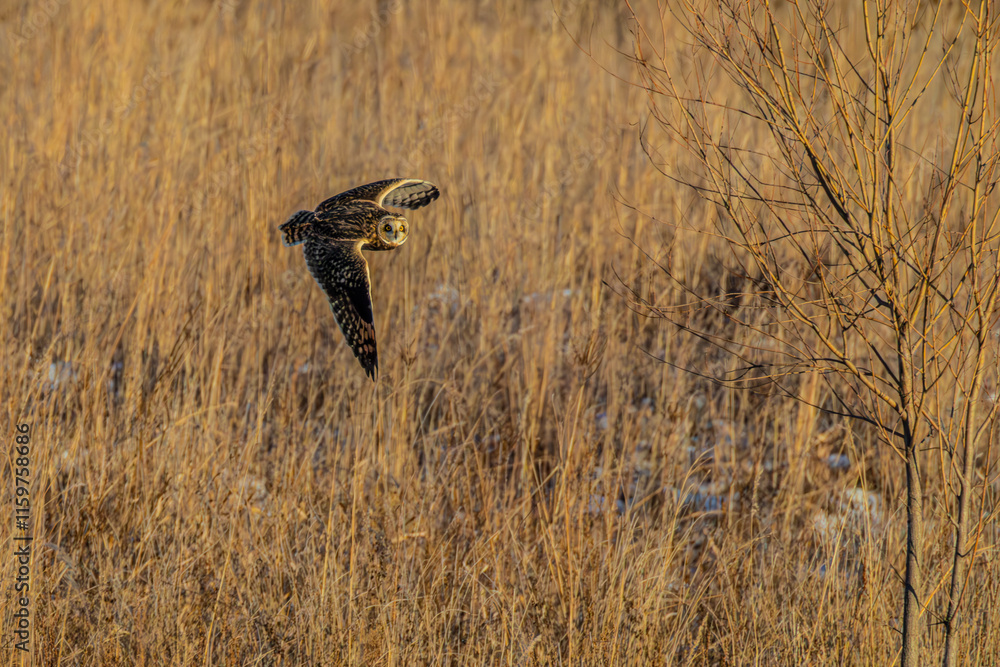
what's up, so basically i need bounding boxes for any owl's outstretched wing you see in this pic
[316,179,439,213]
[303,239,378,380]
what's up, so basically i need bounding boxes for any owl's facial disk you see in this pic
[377,215,408,246]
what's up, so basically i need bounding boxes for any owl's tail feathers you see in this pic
[279,210,314,246]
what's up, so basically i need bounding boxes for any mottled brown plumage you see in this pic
[279,179,439,380]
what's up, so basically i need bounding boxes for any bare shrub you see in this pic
[618,0,1000,663]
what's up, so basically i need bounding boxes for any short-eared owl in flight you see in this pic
[279,178,440,380]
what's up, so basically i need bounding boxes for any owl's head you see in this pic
[376,215,409,246]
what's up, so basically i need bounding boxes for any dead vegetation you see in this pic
[1,0,998,664]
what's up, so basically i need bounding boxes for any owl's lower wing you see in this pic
[303,240,379,380]
[316,178,439,212]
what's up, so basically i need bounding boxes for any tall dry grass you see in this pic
[1,0,997,665]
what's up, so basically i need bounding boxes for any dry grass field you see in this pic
[2,0,998,664]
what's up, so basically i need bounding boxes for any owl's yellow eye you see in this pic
[384,223,392,233]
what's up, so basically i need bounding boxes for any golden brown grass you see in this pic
[1,0,998,664]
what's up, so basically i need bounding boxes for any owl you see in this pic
[279,178,440,380]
